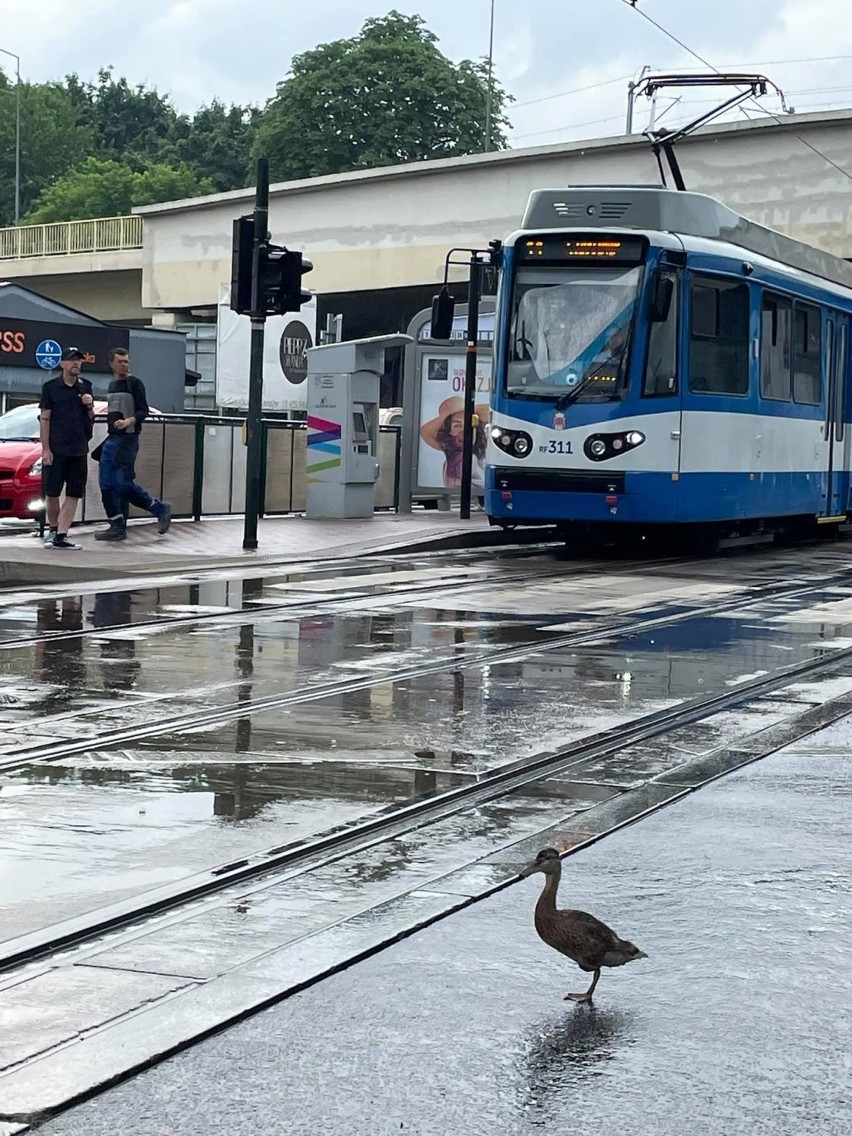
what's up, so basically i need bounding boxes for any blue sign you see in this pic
[35,340,62,370]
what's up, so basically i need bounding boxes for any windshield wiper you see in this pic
[554,346,626,411]
[0,436,37,442]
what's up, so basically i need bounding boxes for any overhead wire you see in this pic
[619,0,852,184]
[512,55,852,117]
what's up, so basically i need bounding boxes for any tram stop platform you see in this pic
[0,511,549,587]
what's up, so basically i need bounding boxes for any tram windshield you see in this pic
[506,265,642,401]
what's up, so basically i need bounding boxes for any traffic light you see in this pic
[229,216,313,317]
[258,245,314,316]
[230,216,255,314]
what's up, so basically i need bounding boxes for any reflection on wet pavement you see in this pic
[32,740,852,1136]
[5,544,852,945]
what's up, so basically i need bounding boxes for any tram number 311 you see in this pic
[539,440,573,454]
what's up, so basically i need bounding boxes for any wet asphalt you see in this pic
[4,545,852,944]
[35,721,852,1136]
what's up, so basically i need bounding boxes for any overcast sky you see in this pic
[1,0,851,148]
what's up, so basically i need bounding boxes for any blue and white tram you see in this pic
[485,186,852,538]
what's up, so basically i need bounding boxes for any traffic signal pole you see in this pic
[459,254,482,521]
[243,160,269,551]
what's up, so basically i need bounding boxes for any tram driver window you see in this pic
[643,273,679,397]
[688,277,749,395]
[793,303,822,405]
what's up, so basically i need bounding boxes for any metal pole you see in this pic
[242,158,269,551]
[460,255,482,521]
[626,66,650,137]
[14,55,19,225]
[484,0,495,151]
[0,49,20,224]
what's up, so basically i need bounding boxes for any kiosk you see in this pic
[306,334,412,518]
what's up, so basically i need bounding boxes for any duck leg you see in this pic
[564,968,600,1004]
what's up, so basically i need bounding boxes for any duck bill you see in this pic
[519,862,540,878]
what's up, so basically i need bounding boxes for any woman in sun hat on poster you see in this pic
[419,396,491,493]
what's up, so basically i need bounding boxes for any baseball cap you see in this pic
[61,346,85,360]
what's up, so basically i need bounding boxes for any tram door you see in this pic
[824,317,850,518]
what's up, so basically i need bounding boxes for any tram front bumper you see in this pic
[485,467,679,525]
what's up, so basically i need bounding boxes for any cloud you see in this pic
[1,0,850,148]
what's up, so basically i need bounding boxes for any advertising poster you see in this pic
[417,353,492,492]
[215,284,318,412]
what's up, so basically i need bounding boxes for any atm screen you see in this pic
[353,411,367,435]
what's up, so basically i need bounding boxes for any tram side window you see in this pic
[760,293,792,401]
[643,273,679,396]
[793,303,822,405]
[688,277,749,395]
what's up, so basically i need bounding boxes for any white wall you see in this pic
[53,111,852,316]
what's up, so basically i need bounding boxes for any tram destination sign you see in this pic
[517,235,646,264]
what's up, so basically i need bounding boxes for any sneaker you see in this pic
[43,528,57,547]
[95,526,127,542]
[157,503,172,535]
[50,534,82,550]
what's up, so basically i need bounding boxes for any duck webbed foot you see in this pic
[564,967,600,1004]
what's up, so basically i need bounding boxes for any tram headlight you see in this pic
[584,430,646,462]
[490,427,534,460]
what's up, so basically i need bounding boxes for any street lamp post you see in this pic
[484,0,495,151]
[0,48,20,225]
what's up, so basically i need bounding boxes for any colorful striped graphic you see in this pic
[307,414,342,475]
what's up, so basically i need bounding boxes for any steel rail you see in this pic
[2,593,851,975]
[1,559,849,778]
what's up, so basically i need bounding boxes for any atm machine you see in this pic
[305,334,412,519]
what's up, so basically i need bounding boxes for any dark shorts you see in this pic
[43,454,88,499]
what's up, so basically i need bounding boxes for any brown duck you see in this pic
[521,847,647,1003]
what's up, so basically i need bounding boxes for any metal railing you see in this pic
[78,415,401,523]
[0,216,143,260]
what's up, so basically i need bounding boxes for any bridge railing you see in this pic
[77,415,401,523]
[0,216,144,260]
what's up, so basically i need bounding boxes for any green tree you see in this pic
[23,156,215,223]
[133,162,216,206]
[64,67,179,167]
[175,100,258,193]
[0,80,97,225]
[252,11,512,181]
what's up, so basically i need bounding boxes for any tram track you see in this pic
[3,614,852,978]
[0,547,666,651]
[2,557,851,778]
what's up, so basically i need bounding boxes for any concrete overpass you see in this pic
[1,108,851,337]
[0,216,148,324]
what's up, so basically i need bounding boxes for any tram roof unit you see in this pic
[521,186,852,293]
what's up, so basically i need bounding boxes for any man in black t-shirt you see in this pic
[38,347,94,550]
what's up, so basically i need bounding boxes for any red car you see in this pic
[0,401,161,520]
[0,403,51,519]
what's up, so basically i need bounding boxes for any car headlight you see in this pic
[30,457,42,476]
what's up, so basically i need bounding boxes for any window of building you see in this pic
[760,293,792,401]
[177,322,218,410]
[688,277,750,395]
[793,303,822,405]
